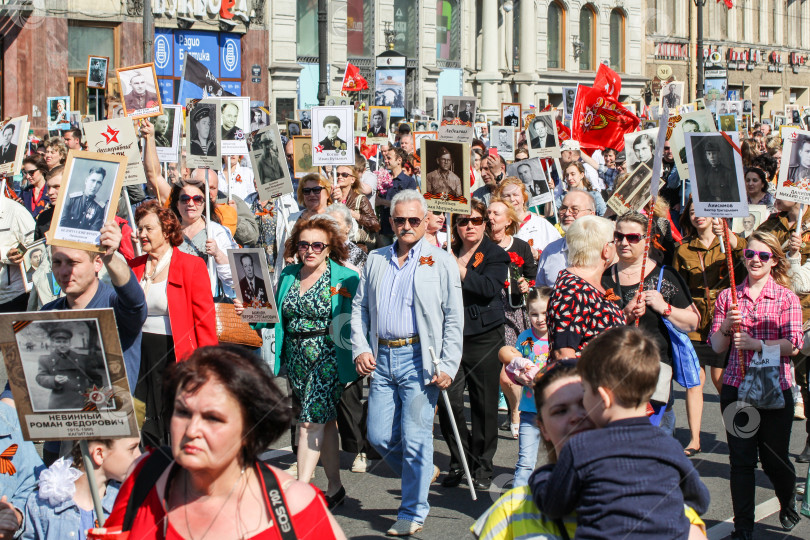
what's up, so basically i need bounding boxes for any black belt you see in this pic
[287,329,329,338]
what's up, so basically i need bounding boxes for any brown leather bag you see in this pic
[214,296,263,348]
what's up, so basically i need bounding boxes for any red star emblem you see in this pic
[101,125,120,144]
[315,144,324,153]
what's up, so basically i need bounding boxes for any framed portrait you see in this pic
[725,100,742,118]
[367,106,390,142]
[670,110,717,182]
[0,309,140,441]
[606,163,653,217]
[249,106,270,134]
[69,111,81,131]
[717,114,738,132]
[643,120,659,130]
[285,120,302,138]
[685,132,747,217]
[659,81,685,111]
[310,105,355,166]
[86,56,109,90]
[413,131,438,146]
[297,109,312,130]
[227,249,279,324]
[249,125,294,200]
[325,95,350,107]
[440,96,477,127]
[419,138,470,214]
[731,205,768,239]
[21,239,47,275]
[562,87,577,118]
[742,99,752,114]
[153,105,182,163]
[500,103,521,128]
[475,113,487,124]
[47,96,71,131]
[785,105,802,125]
[773,114,787,129]
[776,129,810,205]
[292,136,319,178]
[0,115,29,176]
[185,99,221,169]
[491,126,516,161]
[474,122,489,141]
[375,69,406,117]
[526,112,560,159]
[116,63,163,119]
[506,158,553,207]
[624,128,658,173]
[218,96,250,155]
[83,117,145,187]
[47,150,127,252]
[355,110,369,137]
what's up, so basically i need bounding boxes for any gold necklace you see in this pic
[182,468,244,540]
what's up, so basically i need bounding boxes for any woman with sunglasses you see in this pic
[20,155,50,218]
[331,163,380,252]
[556,162,606,216]
[425,210,447,248]
[602,212,699,430]
[710,231,803,539]
[168,178,237,294]
[438,199,510,490]
[673,198,747,456]
[494,177,561,259]
[250,216,358,508]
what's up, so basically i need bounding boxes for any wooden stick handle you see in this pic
[634,199,656,327]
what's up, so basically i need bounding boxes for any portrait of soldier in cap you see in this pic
[190,104,217,156]
[692,137,740,203]
[34,325,106,410]
[319,115,347,151]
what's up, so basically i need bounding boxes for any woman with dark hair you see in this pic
[20,155,50,218]
[129,200,217,447]
[711,231,803,539]
[439,198,511,490]
[331,162,380,251]
[103,346,347,539]
[743,166,774,212]
[168,178,237,294]
[556,161,606,216]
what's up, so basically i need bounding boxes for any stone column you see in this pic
[478,0,502,114]
[516,0,537,106]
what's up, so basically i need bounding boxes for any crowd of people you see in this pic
[0,109,808,540]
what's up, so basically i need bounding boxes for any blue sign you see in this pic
[174,30,220,78]
[220,37,240,78]
[154,31,173,77]
[157,79,174,105]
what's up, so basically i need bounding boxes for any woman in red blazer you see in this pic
[129,200,217,447]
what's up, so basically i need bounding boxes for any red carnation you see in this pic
[508,252,524,266]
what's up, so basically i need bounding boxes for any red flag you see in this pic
[571,84,640,151]
[717,0,733,8]
[556,121,571,143]
[342,63,369,92]
[593,63,621,100]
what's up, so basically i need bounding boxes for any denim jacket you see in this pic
[22,481,119,540]
[0,403,44,539]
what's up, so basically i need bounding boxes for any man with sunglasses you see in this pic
[535,190,596,287]
[377,147,417,245]
[352,189,463,536]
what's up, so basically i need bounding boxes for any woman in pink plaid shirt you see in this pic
[710,230,804,540]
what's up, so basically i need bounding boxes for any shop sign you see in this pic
[655,43,689,60]
[153,0,251,24]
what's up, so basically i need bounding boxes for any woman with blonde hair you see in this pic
[331,162,380,251]
[494,177,561,258]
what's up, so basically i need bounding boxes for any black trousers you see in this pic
[794,353,810,437]
[438,325,504,481]
[720,385,796,533]
[0,292,29,313]
[336,376,380,459]
[134,332,176,449]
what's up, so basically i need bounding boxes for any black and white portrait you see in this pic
[69,111,81,131]
[154,105,181,163]
[562,87,577,117]
[414,119,428,132]
[624,129,657,172]
[773,115,787,129]
[441,96,477,126]
[235,253,268,304]
[16,320,113,412]
[250,107,269,133]
[742,100,752,114]
[492,126,515,160]
[117,63,162,119]
[86,56,109,90]
[670,110,716,181]
[420,138,470,214]
[607,163,652,216]
[501,103,521,128]
[185,100,221,169]
[776,131,810,205]
[475,113,487,124]
[287,120,302,137]
[0,117,24,173]
[248,125,293,200]
[227,248,279,323]
[659,82,684,110]
[506,157,552,207]
[298,109,312,130]
[685,132,746,217]
[326,95,350,107]
[220,97,250,155]
[311,105,355,166]
[367,106,390,139]
[527,113,559,158]
[726,100,741,117]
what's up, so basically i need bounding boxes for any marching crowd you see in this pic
[0,110,808,540]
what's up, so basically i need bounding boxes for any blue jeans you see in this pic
[514,411,541,487]
[367,345,439,524]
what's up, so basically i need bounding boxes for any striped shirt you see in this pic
[376,241,422,340]
[710,276,804,390]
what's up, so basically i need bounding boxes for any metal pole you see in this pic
[317,0,329,105]
[143,2,154,63]
[696,0,705,99]
[79,441,106,527]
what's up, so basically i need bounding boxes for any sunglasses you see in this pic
[179,194,205,205]
[743,249,772,262]
[336,172,354,178]
[456,216,487,227]
[302,186,325,195]
[297,241,327,253]
[22,169,37,177]
[392,216,424,227]
[613,231,645,244]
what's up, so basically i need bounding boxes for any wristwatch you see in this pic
[663,303,672,317]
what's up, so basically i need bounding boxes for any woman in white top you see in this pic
[494,177,561,260]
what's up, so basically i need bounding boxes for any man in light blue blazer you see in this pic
[352,189,463,537]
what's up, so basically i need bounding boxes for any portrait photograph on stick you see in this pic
[116,63,162,119]
[670,109,717,181]
[48,150,127,252]
[0,309,139,441]
[718,114,738,132]
[501,103,521,127]
[185,99,221,169]
[297,109,312,130]
[0,115,28,176]
[83,117,146,187]
[219,96,250,155]
[227,248,279,324]
[562,86,577,118]
[731,205,768,239]
[286,120,303,137]
[250,106,270,133]
[685,132,747,217]
[47,96,71,131]
[293,136,318,177]
[367,106,390,142]
[86,56,109,90]
[606,163,653,216]
[526,112,560,159]
[491,125,515,161]
[624,128,657,172]
[310,105,355,166]
[420,138,470,214]
[776,129,810,205]
[153,105,182,163]
[659,81,684,110]
[505,157,552,207]
[249,125,294,200]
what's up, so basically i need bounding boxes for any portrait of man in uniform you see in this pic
[368,108,388,138]
[154,112,171,148]
[502,104,520,127]
[123,70,159,112]
[495,128,513,153]
[255,130,286,184]
[692,137,741,203]
[238,254,268,304]
[0,122,18,165]
[87,57,108,89]
[59,166,108,231]
[424,145,462,197]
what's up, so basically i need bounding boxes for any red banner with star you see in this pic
[571,84,640,151]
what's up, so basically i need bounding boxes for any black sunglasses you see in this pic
[392,216,424,227]
[613,231,645,244]
[179,194,205,205]
[297,241,327,253]
[456,216,487,227]
[743,249,772,262]
[302,186,325,195]
[336,172,355,178]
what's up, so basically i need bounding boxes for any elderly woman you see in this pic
[275,173,332,278]
[546,215,625,360]
[20,155,50,218]
[322,203,367,270]
[129,200,217,447]
[438,199,510,490]
[331,163,380,251]
[556,162,606,216]
[102,346,347,539]
[494,176,561,258]
[168,178,237,295]
[425,211,447,248]
[744,166,775,213]
[711,232,803,538]
[43,140,66,170]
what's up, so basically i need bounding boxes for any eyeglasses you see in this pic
[302,186,325,195]
[297,241,327,253]
[456,216,487,227]
[559,206,593,216]
[392,216,424,227]
[22,169,37,177]
[743,249,772,262]
[613,231,645,244]
[179,194,205,205]
[336,172,355,178]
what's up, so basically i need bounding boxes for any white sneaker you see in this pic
[351,452,370,473]
[795,402,806,420]
[386,519,423,536]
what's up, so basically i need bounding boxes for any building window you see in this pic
[68,25,115,72]
[609,9,624,72]
[393,0,418,58]
[547,1,564,69]
[297,0,319,59]
[579,5,595,71]
[347,0,374,57]
[436,0,460,63]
